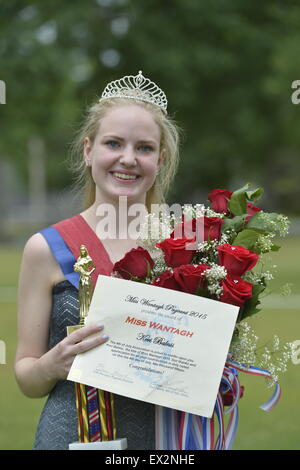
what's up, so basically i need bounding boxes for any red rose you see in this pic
[113,247,154,280]
[156,237,196,268]
[208,189,233,214]
[217,243,259,276]
[203,217,225,241]
[171,217,224,242]
[173,264,210,294]
[151,270,182,291]
[222,385,245,406]
[246,202,262,223]
[220,274,253,307]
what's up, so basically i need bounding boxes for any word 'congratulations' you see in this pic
[125,316,194,338]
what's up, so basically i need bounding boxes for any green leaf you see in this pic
[247,212,280,232]
[228,183,251,216]
[252,283,267,296]
[241,306,261,321]
[271,244,281,251]
[195,287,211,298]
[222,215,247,233]
[238,283,265,322]
[232,229,261,250]
[246,187,264,203]
[146,260,153,277]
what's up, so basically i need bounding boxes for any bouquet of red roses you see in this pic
[111,183,293,450]
[113,184,289,322]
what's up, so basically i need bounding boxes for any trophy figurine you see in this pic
[67,245,127,450]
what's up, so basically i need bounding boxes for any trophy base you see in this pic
[69,438,127,450]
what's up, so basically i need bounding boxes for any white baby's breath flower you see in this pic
[230,322,294,388]
[244,269,273,285]
[194,204,205,218]
[138,212,173,250]
[203,264,227,282]
[204,207,225,218]
[196,240,219,259]
[254,212,290,237]
[203,264,227,298]
[220,232,232,244]
[254,233,275,253]
[277,214,290,237]
[207,283,224,297]
[261,271,274,282]
[230,322,259,367]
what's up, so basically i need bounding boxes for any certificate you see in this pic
[68,275,239,418]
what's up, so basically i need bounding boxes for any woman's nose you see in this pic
[119,146,137,166]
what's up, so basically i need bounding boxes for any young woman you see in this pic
[14,71,181,450]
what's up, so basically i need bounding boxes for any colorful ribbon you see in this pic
[74,384,116,443]
[156,361,281,450]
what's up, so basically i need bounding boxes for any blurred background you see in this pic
[0,0,299,450]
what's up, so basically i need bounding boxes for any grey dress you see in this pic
[33,280,155,450]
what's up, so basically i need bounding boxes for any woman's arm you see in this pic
[14,233,108,398]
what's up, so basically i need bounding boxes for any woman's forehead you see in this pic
[98,104,161,139]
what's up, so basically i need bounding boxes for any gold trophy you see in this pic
[67,245,127,450]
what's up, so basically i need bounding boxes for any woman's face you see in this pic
[84,104,164,206]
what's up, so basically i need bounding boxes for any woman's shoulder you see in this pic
[24,215,74,254]
[24,212,80,258]
[22,231,65,286]
[23,232,51,260]
[22,213,84,284]
[23,213,81,266]
[22,232,58,279]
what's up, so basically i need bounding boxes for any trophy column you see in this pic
[67,245,127,450]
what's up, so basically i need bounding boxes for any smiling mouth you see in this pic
[110,172,141,181]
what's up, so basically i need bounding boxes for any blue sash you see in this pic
[39,226,80,290]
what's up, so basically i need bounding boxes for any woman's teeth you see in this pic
[112,172,138,180]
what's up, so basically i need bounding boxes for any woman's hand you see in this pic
[44,323,108,381]
[15,233,109,398]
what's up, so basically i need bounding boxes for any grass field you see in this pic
[0,238,299,450]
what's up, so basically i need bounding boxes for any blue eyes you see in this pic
[138,145,153,153]
[105,140,153,153]
[106,140,119,148]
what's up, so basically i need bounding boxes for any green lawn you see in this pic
[0,246,46,450]
[0,238,299,450]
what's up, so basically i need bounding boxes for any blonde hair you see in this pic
[69,97,181,212]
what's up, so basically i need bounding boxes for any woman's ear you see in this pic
[83,137,92,166]
[158,148,166,169]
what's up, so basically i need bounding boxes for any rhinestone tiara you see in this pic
[99,70,168,114]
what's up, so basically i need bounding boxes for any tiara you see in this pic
[99,70,168,114]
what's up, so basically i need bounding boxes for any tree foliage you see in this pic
[0,0,300,212]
